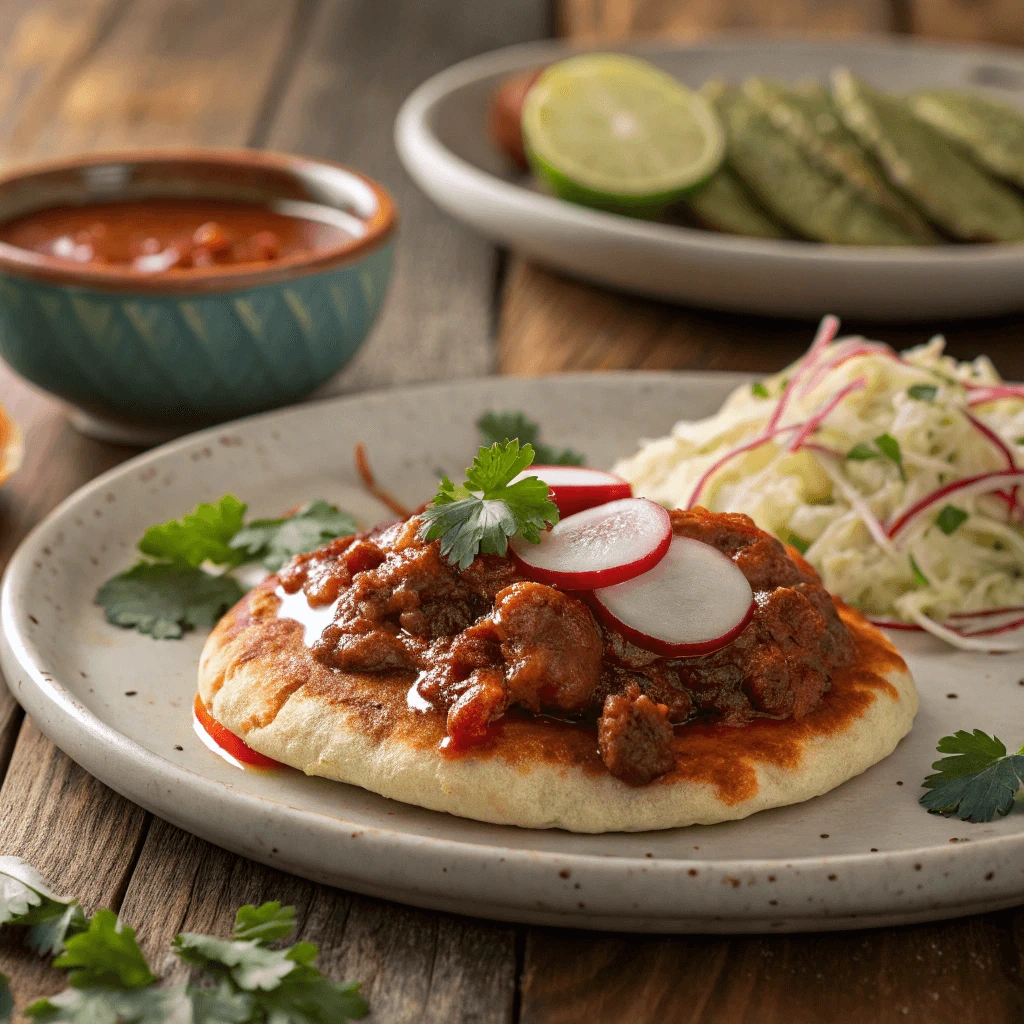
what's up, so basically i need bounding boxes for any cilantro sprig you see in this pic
[230,501,359,571]
[920,730,1024,823]
[97,495,358,638]
[844,433,906,480]
[477,411,584,466]
[1,857,367,1023]
[420,441,559,570]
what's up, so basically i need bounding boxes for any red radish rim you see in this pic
[589,590,755,658]
[509,519,671,588]
[509,498,672,589]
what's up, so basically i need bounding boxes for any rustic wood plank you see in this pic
[3,0,302,160]
[519,917,1024,1024]
[506,2,1024,1021]
[0,719,149,1006]
[498,262,1024,380]
[264,0,550,395]
[909,1,1024,48]
[559,0,893,41]
[105,2,549,1018]
[0,0,127,166]
[118,818,518,1024]
[0,0,316,1012]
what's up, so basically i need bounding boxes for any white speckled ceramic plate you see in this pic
[395,36,1024,321]
[2,374,1023,933]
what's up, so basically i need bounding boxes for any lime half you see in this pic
[522,53,724,213]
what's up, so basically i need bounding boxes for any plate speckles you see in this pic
[2,373,1023,933]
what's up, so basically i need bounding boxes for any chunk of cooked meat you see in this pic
[277,506,856,782]
[598,683,675,785]
[491,582,603,713]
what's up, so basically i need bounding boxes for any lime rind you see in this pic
[522,53,725,212]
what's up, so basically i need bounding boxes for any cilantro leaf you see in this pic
[874,432,906,481]
[232,902,296,944]
[0,857,88,956]
[0,856,59,925]
[54,910,157,989]
[188,981,254,1024]
[27,903,90,958]
[907,384,938,401]
[254,972,368,1024]
[846,443,879,461]
[420,442,559,569]
[787,533,810,555]
[0,973,11,1024]
[920,730,1024,823]
[138,495,247,568]
[935,505,968,535]
[173,933,298,991]
[96,563,245,639]
[25,986,181,1024]
[477,411,584,466]
[908,553,929,587]
[751,382,770,399]
[230,501,358,571]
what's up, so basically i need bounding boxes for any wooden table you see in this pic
[1,1,1023,1020]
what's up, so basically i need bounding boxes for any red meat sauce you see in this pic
[275,507,855,787]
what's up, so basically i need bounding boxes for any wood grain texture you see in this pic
[559,0,893,41]
[520,916,1024,1024]
[0,719,148,1007]
[3,0,302,160]
[265,0,549,395]
[119,818,518,1024]
[506,0,1024,1021]
[499,262,1024,380]
[909,0,1024,48]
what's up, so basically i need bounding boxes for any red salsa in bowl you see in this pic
[0,197,357,274]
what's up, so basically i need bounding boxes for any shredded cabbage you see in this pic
[614,317,1024,650]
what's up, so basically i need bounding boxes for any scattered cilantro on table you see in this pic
[477,411,584,466]
[230,501,358,571]
[920,730,1024,823]
[0,856,88,957]
[0,856,367,1024]
[96,494,358,639]
[420,440,559,570]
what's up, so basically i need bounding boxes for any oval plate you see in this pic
[2,373,1023,933]
[395,37,1024,321]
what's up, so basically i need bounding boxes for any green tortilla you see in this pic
[911,89,1024,190]
[745,78,937,242]
[704,82,929,246]
[832,70,1024,243]
[686,165,788,239]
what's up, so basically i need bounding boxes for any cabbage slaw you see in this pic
[614,317,1024,651]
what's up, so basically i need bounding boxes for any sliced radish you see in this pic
[508,498,671,588]
[592,536,754,657]
[513,464,632,516]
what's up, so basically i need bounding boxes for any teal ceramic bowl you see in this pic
[0,149,396,443]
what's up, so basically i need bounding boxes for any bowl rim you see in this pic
[0,147,397,295]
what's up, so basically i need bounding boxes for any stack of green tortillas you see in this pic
[687,70,1024,245]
